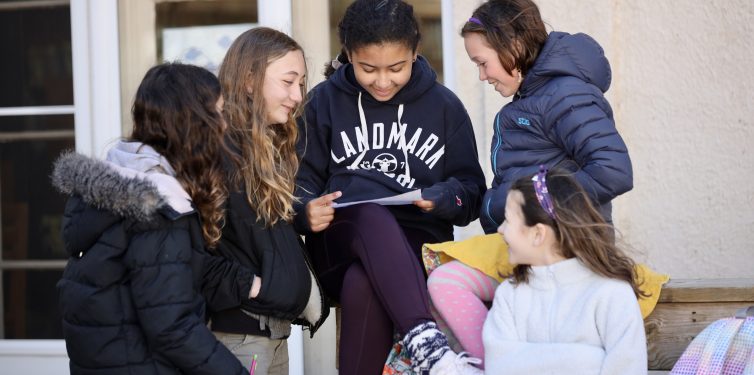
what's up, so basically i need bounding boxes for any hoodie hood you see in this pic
[329,55,437,105]
[106,141,178,176]
[520,32,611,97]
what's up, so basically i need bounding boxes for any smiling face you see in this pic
[261,49,306,125]
[464,32,521,98]
[499,189,538,265]
[348,42,417,102]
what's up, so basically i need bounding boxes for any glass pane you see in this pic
[0,3,72,107]
[156,0,257,73]
[328,0,444,82]
[1,115,74,261]
[0,114,73,133]
[3,269,64,339]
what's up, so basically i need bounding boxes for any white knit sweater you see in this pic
[482,258,647,375]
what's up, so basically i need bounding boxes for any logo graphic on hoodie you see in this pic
[372,153,398,174]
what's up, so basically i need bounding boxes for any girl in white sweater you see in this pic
[483,167,648,374]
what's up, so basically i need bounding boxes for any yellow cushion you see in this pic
[634,263,670,318]
[423,233,512,283]
[422,234,669,319]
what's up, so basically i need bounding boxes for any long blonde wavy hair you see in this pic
[218,27,306,225]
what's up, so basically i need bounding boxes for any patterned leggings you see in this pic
[427,260,500,363]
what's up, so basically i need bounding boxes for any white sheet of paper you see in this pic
[332,189,423,208]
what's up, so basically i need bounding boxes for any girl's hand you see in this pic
[306,191,342,232]
[249,275,262,299]
[414,199,435,212]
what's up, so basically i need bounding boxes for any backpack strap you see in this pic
[735,306,754,319]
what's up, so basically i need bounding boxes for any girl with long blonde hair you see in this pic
[209,27,328,375]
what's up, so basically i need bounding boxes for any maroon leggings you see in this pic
[305,203,438,375]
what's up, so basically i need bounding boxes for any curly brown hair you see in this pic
[131,62,229,248]
[507,169,648,298]
[218,27,305,225]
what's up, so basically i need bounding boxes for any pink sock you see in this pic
[427,260,499,362]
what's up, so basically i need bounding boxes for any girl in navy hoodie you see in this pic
[294,0,486,374]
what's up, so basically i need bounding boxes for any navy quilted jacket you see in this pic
[481,32,633,233]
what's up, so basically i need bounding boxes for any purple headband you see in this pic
[531,165,557,220]
[468,17,483,26]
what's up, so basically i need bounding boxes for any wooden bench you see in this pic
[645,278,754,371]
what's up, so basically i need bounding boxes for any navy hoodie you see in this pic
[295,56,486,241]
[481,32,633,233]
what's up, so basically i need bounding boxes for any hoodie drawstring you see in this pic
[397,103,410,182]
[349,92,411,183]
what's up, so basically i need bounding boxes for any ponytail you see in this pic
[323,48,349,79]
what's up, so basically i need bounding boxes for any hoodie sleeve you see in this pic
[293,91,331,233]
[545,82,633,205]
[421,110,486,226]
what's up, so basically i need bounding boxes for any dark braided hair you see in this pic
[324,0,421,78]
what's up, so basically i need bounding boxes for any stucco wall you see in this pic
[452,0,754,278]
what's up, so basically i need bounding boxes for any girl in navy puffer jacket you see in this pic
[426,0,634,367]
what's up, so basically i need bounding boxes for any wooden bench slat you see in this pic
[658,278,754,303]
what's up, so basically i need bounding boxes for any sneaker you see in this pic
[429,351,483,375]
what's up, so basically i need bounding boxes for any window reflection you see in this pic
[156,0,258,73]
[3,270,64,339]
[0,4,72,107]
[0,116,74,262]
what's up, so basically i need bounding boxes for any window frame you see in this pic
[0,0,121,343]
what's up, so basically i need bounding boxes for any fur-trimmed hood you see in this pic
[52,151,193,222]
[52,151,195,258]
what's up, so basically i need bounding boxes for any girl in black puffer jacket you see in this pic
[53,63,253,374]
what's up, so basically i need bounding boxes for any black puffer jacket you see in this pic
[52,152,252,375]
[210,188,329,338]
